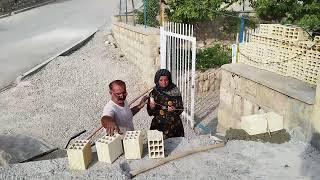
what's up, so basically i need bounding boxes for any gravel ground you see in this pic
[1,136,319,179]
[0,25,320,179]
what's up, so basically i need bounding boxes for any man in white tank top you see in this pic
[101,80,148,135]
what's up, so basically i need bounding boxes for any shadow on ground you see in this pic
[0,134,51,164]
[301,138,320,180]
[194,90,220,134]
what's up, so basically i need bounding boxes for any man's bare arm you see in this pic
[131,95,148,116]
[101,116,120,135]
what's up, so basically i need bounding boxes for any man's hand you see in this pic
[101,116,120,135]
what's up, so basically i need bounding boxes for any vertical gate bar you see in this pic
[179,23,182,92]
[183,24,186,113]
[181,24,183,121]
[190,24,195,127]
[160,26,166,69]
[186,24,191,124]
[175,23,178,84]
[168,22,171,71]
[172,23,176,83]
[178,23,181,89]
[191,37,196,128]
[172,23,178,85]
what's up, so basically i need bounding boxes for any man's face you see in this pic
[110,84,127,106]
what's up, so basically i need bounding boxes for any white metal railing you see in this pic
[160,22,196,128]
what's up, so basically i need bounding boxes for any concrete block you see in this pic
[96,134,123,163]
[67,140,92,170]
[147,130,165,159]
[241,114,268,135]
[267,112,284,132]
[241,112,284,135]
[123,131,143,159]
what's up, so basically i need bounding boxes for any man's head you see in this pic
[109,80,127,107]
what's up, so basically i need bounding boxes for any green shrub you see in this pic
[196,44,231,71]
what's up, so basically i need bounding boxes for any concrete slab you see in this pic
[222,63,316,105]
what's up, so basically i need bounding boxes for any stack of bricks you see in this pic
[147,130,165,159]
[67,140,92,170]
[96,134,123,163]
[238,24,320,85]
[123,131,143,159]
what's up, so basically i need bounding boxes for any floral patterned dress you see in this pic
[147,88,184,139]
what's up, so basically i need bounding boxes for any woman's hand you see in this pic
[167,106,175,112]
[149,97,156,109]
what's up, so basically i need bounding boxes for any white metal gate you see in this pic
[160,22,196,128]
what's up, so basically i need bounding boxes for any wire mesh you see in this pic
[135,0,160,27]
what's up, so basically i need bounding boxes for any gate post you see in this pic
[160,26,166,69]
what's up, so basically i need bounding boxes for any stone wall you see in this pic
[195,68,221,94]
[217,63,316,141]
[112,17,160,87]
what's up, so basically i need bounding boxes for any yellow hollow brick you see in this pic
[241,112,283,135]
[123,131,143,159]
[67,140,92,170]
[147,130,165,159]
[96,134,123,163]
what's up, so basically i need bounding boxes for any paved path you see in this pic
[0,0,118,89]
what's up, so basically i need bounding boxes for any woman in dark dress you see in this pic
[147,69,184,139]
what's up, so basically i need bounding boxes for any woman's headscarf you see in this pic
[154,69,181,97]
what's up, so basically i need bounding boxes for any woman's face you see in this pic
[159,76,169,88]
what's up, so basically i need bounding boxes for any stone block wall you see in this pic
[217,67,315,140]
[195,68,221,94]
[112,19,160,87]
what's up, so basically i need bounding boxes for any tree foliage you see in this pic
[166,0,225,23]
[252,0,320,32]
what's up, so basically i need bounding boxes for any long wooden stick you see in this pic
[129,142,225,178]
[128,87,153,105]
[85,87,153,140]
